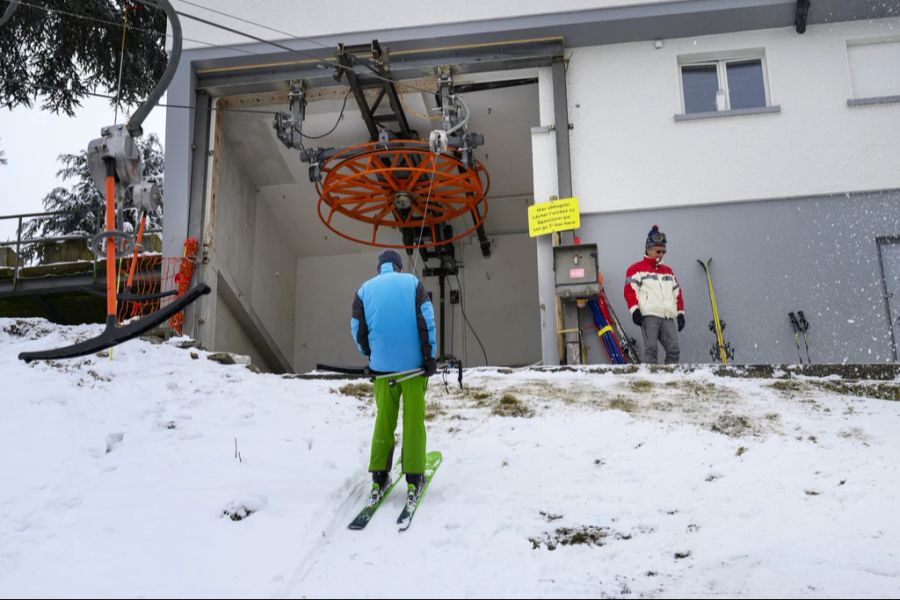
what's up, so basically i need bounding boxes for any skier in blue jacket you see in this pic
[351,249,437,505]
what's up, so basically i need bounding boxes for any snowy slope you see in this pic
[1,318,898,599]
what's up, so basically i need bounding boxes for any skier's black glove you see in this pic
[631,309,643,327]
[677,314,685,332]
[423,358,437,377]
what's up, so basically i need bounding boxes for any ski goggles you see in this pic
[646,231,667,246]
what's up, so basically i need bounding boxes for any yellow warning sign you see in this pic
[528,197,581,238]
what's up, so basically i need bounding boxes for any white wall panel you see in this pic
[566,18,900,213]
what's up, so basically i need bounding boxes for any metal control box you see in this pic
[553,244,599,298]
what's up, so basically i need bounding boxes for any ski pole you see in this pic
[378,368,427,386]
[797,311,811,363]
[374,367,424,380]
[788,312,804,364]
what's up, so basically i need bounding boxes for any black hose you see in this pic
[126,0,182,138]
[0,1,19,27]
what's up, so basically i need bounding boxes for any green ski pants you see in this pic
[368,375,427,475]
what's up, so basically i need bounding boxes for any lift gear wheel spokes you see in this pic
[316,140,489,249]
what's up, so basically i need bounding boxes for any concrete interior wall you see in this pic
[251,201,298,359]
[294,250,381,371]
[425,231,541,369]
[214,296,269,369]
[296,231,542,372]
[200,119,299,370]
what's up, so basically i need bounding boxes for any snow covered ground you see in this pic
[1,317,899,599]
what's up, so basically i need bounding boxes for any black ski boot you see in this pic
[369,470,391,505]
[405,474,425,506]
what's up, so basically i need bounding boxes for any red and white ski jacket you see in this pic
[624,256,684,319]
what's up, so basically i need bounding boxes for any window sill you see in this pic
[847,95,900,107]
[674,105,781,122]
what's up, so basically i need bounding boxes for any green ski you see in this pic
[348,459,404,530]
[397,450,442,531]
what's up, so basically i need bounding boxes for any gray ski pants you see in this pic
[642,315,680,364]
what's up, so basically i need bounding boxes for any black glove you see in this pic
[631,309,643,327]
[677,314,685,332]
[423,358,437,377]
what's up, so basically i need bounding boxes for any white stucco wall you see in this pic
[565,18,900,213]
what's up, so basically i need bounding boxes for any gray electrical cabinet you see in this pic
[553,244,599,298]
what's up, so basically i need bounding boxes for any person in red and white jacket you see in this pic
[624,225,685,363]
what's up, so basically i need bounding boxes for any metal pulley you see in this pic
[428,129,449,154]
[87,124,143,193]
[131,180,162,213]
[88,229,135,259]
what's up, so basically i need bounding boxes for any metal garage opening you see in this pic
[188,40,558,372]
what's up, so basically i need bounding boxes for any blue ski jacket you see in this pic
[351,263,437,372]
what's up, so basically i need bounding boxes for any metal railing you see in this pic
[0,208,161,292]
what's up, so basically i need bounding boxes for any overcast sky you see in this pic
[0,96,167,241]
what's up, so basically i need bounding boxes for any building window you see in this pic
[681,64,718,113]
[847,41,900,103]
[679,56,770,115]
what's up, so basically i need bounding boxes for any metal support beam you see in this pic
[0,273,103,296]
[334,41,415,141]
[196,38,564,98]
[551,58,573,208]
[335,45,380,140]
[551,57,580,364]
[373,40,414,138]
[184,90,213,338]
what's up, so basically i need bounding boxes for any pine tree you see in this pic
[20,134,164,261]
[0,1,167,115]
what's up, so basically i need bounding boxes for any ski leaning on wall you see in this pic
[586,286,640,365]
[599,286,641,364]
[585,273,641,365]
[697,258,734,364]
[789,311,812,364]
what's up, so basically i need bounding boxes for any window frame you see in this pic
[676,50,776,120]
[845,38,900,107]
